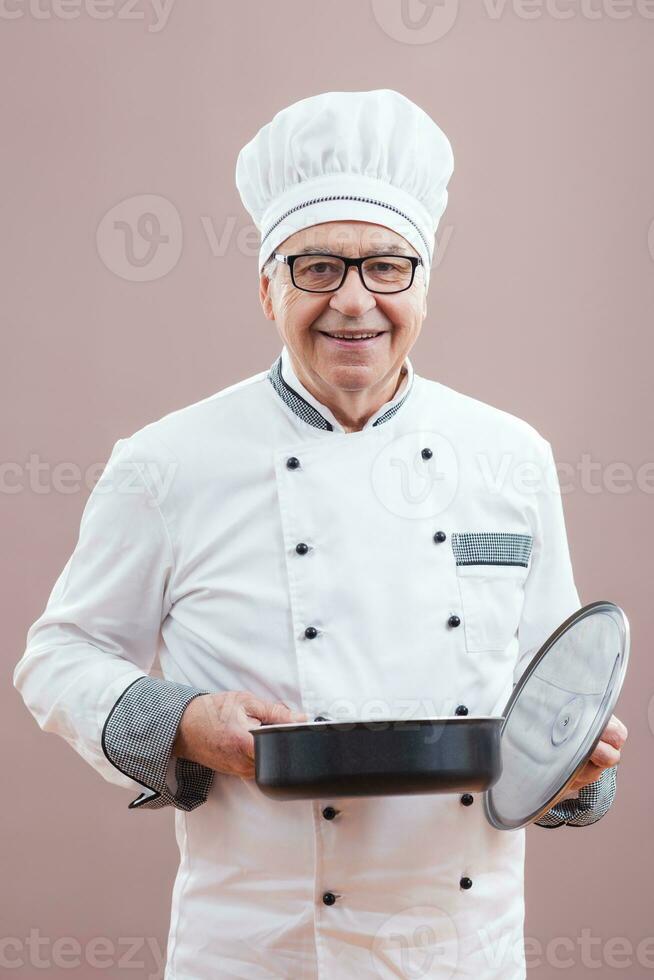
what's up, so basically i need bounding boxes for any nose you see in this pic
[328,266,376,317]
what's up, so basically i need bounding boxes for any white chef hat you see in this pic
[235,89,454,290]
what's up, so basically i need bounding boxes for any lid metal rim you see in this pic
[483,599,630,830]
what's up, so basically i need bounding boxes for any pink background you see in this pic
[3,2,653,977]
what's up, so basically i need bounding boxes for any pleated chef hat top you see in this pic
[235,89,454,290]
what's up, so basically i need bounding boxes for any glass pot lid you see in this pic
[484,600,629,831]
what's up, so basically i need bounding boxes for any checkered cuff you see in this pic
[101,676,215,811]
[534,766,617,828]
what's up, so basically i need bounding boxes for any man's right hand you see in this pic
[172,690,307,778]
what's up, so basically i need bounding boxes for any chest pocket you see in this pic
[452,531,533,652]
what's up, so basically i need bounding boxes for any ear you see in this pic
[259,272,275,321]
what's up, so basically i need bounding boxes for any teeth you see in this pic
[327,332,379,339]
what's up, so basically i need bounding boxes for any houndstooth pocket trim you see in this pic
[451,531,533,568]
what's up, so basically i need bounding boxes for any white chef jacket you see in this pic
[14,345,617,980]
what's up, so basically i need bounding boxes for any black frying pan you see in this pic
[253,716,503,800]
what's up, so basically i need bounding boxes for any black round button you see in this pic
[322,891,337,906]
[304,626,318,639]
[421,447,433,460]
[286,456,300,469]
[296,542,309,555]
[448,614,461,628]
[322,806,338,820]
[455,704,469,716]
[460,876,473,890]
[433,530,447,543]
[314,715,329,722]
[461,793,474,807]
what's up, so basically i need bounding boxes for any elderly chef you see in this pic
[14,89,628,979]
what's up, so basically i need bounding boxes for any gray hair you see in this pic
[261,251,277,282]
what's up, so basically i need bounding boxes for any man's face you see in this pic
[259,221,428,395]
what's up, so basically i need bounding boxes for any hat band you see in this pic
[260,193,431,257]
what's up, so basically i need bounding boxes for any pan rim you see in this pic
[252,715,504,734]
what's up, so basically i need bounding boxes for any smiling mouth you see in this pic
[317,330,386,342]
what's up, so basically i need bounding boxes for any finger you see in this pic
[590,739,621,768]
[238,694,276,721]
[571,760,603,787]
[241,730,257,762]
[567,759,607,793]
[278,701,309,722]
[243,696,307,727]
[599,726,623,751]
[604,714,628,745]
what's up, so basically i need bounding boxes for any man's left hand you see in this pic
[555,713,628,802]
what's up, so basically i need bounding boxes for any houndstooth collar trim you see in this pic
[267,345,414,433]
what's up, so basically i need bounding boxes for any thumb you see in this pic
[243,697,307,728]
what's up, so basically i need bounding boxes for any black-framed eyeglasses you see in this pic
[273,252,423,294]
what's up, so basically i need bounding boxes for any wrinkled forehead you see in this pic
[278,220,419,258]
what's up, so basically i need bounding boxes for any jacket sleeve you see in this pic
[533,766,618,828]
[13,436,215,811]
[512,437,617,828]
